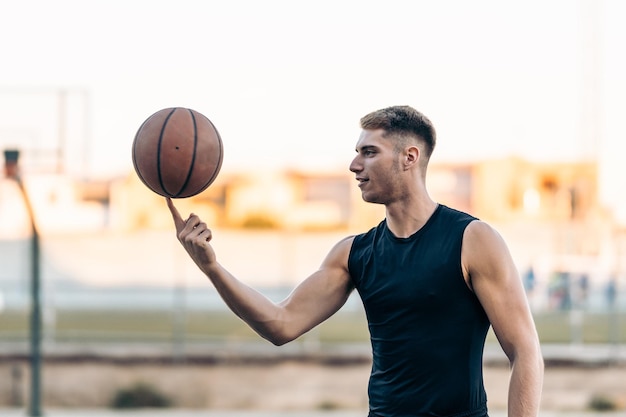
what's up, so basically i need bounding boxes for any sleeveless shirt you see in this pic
[348,204,490,417]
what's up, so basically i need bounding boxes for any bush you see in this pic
[242,214,278,229]
[111,382,172,409]
[588,394,617,411]
[316,400,340,410]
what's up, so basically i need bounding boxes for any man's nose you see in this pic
[349,156,361,173]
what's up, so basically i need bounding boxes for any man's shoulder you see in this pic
[462,218,508,253]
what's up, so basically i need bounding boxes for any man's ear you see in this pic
[403,145,420,170]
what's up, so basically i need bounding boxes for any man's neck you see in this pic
[384,197,438,239]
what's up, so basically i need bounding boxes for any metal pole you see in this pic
[57,89,67,175]
[21,179,42,417]
[3,149,42,416]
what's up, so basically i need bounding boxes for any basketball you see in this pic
[132,107,224,198]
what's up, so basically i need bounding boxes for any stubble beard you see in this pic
[361,160,403,206]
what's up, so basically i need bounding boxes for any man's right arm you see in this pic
[167,198,355,345]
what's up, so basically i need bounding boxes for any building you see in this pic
[2,156,621,292]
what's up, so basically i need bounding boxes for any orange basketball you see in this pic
[132,107,224,198]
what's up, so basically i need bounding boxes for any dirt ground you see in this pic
[1,360,625,412]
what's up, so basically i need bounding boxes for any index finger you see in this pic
[166,197,185,230]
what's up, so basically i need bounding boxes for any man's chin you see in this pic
[361,193,384,205]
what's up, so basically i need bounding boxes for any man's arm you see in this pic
[167,198,355,346]
[462,220,544,417]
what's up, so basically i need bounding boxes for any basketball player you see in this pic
[167,106,544,417]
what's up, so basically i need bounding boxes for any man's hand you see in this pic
[166,197,217,269]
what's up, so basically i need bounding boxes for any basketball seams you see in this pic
[157,108,178,197]
[131,119,150,190]
[174,109,199,198]
[133,112,165,195]
[199,116,223,191]
[187,113,223,197]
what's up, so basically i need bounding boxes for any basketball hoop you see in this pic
[3,149,20,179]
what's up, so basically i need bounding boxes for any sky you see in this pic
[0,0,625,220]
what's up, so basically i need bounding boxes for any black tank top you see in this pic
[348,205,490,417]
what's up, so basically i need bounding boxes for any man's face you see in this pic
[349,129,404,205]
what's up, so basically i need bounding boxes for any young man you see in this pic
[167,105,544,417]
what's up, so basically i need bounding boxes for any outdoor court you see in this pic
[1,409,625,417]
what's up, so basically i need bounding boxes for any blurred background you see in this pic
[1,0,625,415]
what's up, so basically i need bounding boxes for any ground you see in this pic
[1,359,625,412]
